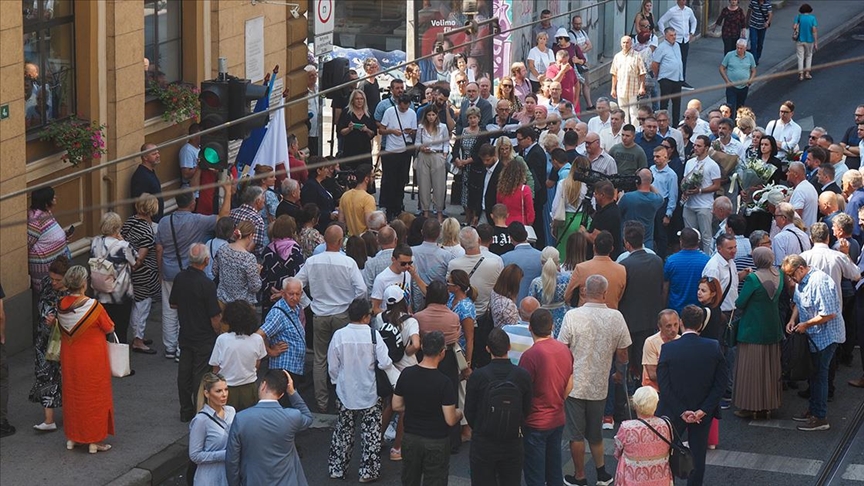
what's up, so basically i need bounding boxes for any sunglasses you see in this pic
[564,127,575,131]
[399,261,414,267]
[457,80,467,84]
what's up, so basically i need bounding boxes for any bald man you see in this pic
[501,297,543,365]
[296,224,368,412]
[618,169,665,250]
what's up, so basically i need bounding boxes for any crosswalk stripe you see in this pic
[705,450,823,476]
[746,418,800,430]
[843,464,864,482]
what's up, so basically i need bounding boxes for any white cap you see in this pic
[555,27,569,39]
[383,285,405,306]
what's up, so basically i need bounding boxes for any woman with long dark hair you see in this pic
[27,186,70,293]
[489,264,523,328]
[210,302,266,412]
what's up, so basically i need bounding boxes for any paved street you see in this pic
[3,4,864,486]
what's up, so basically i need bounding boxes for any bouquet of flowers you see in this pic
[746,183,790,215]
[729,157,777,194]
[680,168,704,204]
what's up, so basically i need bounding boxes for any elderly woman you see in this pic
[261,215,305,318]
[28,186,71,293]
[297,203,325,259]
[528,247,571,337]
[188,372,235,486]
[527,32,555,92]
[204,218,236,281]
[121,193,160,353]
[613,386,673,486]
[90,212,137,344]
[733,247,785,419]
[454,106,489,225]
[489,264,523,328]
[214,221,262,305]
[58,265,115,454]
[29,255,70,431]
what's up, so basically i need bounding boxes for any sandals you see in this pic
[89,443,112,454]
[389,447,402,461]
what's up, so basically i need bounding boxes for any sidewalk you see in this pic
[590,0,864,118]
[3,3,864,485]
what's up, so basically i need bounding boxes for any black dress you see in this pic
[29,275,65,409]
[336,110,376,171]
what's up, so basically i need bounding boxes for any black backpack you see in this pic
[478,371,523,440]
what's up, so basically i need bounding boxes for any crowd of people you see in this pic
[2,2,863,486]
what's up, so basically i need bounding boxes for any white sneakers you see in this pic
[33,422,57,431]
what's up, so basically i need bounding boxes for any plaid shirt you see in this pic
[230,204,267,257]
[793,269,844,352]
[610,50,646,99]
[260,299,306,374]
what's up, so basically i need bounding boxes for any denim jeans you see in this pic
[522,426,564,486]
[809,342,838,419]
[749,27,767,63]
[725,86,749,115]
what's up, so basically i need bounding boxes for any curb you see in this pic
[105,435,190,486]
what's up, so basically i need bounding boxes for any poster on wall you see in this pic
[413,0,495,86]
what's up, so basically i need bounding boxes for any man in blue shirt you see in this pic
[651,28,684,125]
[618,169,664,251]
[719,39,757,115]
[782,255,843,432]
[635,116,664,163]
[650,146,679,258]
[663,228,709,313]
[258,277,307,383]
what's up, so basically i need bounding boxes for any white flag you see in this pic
[249,97,289,178]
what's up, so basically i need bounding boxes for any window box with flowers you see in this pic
[39,117,107,166]
[147,81,200,124]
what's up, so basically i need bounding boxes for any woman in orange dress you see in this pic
[57,265,115,454]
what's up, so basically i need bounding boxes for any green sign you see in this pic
[0,104,9,120]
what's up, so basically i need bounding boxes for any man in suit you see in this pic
[618,221,664,384]
[517,126,548,248]
[657,305,728,486]
[478,143,503,223]
[502,222,543,303]
[456,82,493,134]
[226,369,314,486]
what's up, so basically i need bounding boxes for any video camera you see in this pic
[333,169,357,190]
[570,166,640,194]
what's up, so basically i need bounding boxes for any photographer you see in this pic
[379,94,417,220]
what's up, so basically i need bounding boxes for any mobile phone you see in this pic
[353,123,364,130]
[65,225,76,237]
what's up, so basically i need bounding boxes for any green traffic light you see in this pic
[203,146,221,164]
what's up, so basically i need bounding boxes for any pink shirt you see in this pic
[497,185,535,225]
[545,63,577,103]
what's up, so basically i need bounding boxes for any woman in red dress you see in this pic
[57,265,115,454]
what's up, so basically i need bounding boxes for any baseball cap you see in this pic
[383,285,405,306]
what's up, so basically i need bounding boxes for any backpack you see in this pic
[88,239,121,294]
[376,314,406,363]
[478,370,523,440]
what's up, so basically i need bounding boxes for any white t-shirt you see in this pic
[527,47,555,82]
[683,156,722,210]
[790,179,819,228]
[371,267,414,308]
[396,317,420,370]
[381,106,418,153]
[208,333,267,386]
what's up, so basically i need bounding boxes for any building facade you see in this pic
[0,0,310,354]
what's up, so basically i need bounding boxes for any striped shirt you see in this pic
[748,0,772,29]
[502,322,534,365]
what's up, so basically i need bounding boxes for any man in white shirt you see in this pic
[448,227,504,316]
[306,65,320,156]
[363,226,397,293]
[683,136,723,254]
[371,244,427,315]
[702,234,745,313]
[787,161,819,227]
[658,0,698,88]
[599,109,625,152]
[765,101,802,159]
[680,108,711,142]
[477,77,498,109]
[379,94,418,220]
[296,225,367,412]
[587,97,611,135]
[716,117,747,161]
[771,202,813,266]
[586,132,618,176]
[800,222,861,304]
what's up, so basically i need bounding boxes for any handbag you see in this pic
[793,15,800,41]
[45,324,62,362]
[370,327,393,398]
[722,308,740,348]
[638,417,694,480]
[520,185,538,242]
[108,332,132,378]
[451,342,469,372]
[786,331,815,381]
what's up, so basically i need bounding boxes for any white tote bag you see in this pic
[108,333,131,378]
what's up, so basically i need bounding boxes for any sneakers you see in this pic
[682,82,695,90]
[0,420,16,438]
[564,475,588,486]
[33,422,57,431]
[389,447,402,461]
[797,416,830,431]
[602,416,614,430]
[596,468,615,486]
[720,398,731,410]
[792,410,812,422]
[359,475,378,483]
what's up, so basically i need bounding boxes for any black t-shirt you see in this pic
[394,365,457,439]
[130,164,164,222]
[169,267,221,347]
[587,201,622,260]
[489,226,514,256]
[361,80,381,117]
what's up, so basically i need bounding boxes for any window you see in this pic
[144,0,182,92]
[23,0,76,133]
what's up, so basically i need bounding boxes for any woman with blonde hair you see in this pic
[416,107,450,220]
[551,156,590,261]
[58,265,115,454]
[213,220,262,305]
[613,386,673,486]
[496,159,534,226]
[527,32,555,92]
[121,193,160,353]
[495,136,534,192]
[189,372,235,486]
[528,247,571,337]
[336,89,377,171]
[441,217,465,258]
[90,212,137,344]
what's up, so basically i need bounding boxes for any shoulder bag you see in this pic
[170,214,184,272]
[108,332,132,378]
[520,185,538,243]
[792,15,800,42]
[370,327,393,398]
[637,417,694,479]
